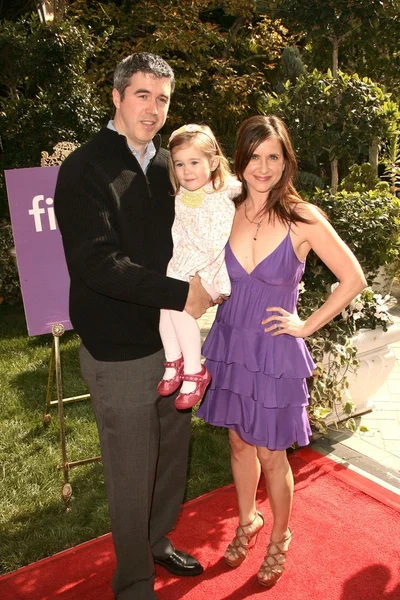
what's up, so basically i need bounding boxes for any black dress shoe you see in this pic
[154,548,204,576]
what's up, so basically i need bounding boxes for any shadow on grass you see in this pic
[11,343,88,411]
[186,418,232,501]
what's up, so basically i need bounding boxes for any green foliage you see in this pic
[262,69,400,187]
[0,2,294,215]
[295,171,326,194]
[66,0,292,154]
[339,163,388,193]
[0,219,21,306]
[381,133,400,197]
[300,283,397,431]
[303,321,359,433]
[268,0,388,41]
[310,188,400,279]
[0,14,108,217]
[267,0,400,94]
[341,287,397,332]
[274,45,307,93]
[297,184,400,430]
[0,1,39,21]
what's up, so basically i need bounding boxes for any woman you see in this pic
[197,115,366,586]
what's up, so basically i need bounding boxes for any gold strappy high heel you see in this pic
[257,528,292,587]
[224,511,264,568]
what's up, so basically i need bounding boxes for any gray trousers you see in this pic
[79,344,192,600]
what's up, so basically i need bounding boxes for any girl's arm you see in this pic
[197,190,236,268]
[208,179,240,256]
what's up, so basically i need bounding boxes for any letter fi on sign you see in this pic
[29,195,57,232]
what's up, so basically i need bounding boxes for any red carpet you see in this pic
[1,448,400,600]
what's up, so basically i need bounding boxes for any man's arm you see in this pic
[184,274,213,319]
[55,155,189,311]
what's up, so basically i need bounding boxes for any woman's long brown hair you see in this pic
[234,115,312,225]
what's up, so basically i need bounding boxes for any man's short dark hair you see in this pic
[113,52,175,99]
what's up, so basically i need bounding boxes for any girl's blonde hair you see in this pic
[168,124,232,193]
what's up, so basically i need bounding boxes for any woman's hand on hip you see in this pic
[262,306,310,338]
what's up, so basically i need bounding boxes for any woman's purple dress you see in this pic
[197,227,315,450]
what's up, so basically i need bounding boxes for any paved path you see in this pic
[198,304,400,485]
[326,310,400,478]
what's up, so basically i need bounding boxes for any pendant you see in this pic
[254,223,261,241]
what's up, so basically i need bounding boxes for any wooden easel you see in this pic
[43,323,101,510]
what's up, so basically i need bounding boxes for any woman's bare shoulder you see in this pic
[291,200,326,223]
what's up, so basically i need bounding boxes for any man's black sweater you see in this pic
[54,127,189,361]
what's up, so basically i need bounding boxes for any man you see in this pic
[54,53,212,600]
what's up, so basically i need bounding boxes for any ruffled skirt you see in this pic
[197,318,315,450]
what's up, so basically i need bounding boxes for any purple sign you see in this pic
[5,166,72,336]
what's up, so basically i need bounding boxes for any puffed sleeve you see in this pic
[225,176,242,200]
[196,178,239,285]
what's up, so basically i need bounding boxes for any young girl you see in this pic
[158,124,241,410]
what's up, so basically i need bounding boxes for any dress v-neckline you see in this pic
[228,229,290,276]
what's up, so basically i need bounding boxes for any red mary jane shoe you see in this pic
[174,365,211,410]
[157,356,184,396]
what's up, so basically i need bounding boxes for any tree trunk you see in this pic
[331,157,339,194]
[332,36,339,77]
[331,35,340,192]
[369,138,379,175]
[53,1,68,21]
[38,1,68,21]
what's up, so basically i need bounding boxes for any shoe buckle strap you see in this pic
[164,357,182,368]
[182,372,204,383]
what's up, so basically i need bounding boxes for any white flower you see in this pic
[341,309,350,320]
[375,304,389,314]
[375,311,389,320]
[330,282,339,293]
[373,294,386,305]
[298,281,305,294]
[350,300,364,312]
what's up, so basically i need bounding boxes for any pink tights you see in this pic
[159,278,219,393]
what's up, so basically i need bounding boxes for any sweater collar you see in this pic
[98,126,162,156]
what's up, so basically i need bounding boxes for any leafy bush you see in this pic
[340,286,397,331]
[300,283,396,431]
[308,188,400,285]
[0,15,108,218]
[263,69,400,188]
[298,185,400,431]
[339,163,388,193]
[0,219,21,306]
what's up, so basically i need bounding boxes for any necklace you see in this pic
[244,202,267,241]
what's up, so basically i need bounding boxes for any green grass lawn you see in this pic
[0,305,232,574]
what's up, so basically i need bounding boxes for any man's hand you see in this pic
[214,294,228,306]
[184,273,213,319]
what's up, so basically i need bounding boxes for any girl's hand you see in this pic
[261,306,310,338]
